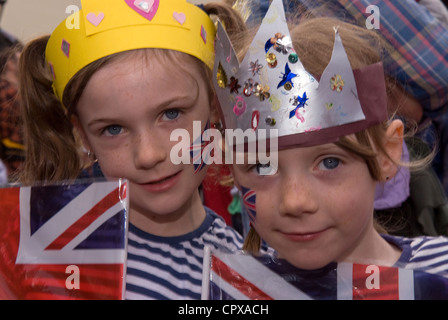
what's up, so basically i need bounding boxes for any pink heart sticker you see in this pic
[173,12,186,25]
[125,0,159,21]
[86,12,105,27]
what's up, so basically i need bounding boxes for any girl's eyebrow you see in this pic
[86,94,195,127]
[309,143,342,153]
[86,84,201,130]
[156,92,198,110]
[86,117,123,130]
[152,74,201,111]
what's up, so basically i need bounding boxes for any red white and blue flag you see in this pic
[203,249,448,300]
[0,179,129,300]
[241,186,256,222]
[190,121,213,174]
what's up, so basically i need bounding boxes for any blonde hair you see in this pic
[222,16,433,253]
[17,2,246,185]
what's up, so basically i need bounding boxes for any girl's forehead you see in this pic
[76,53,205,117]
[105,49,203,76]
[88,50,202,91]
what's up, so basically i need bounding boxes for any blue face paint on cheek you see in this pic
[241,186,256,223]
[189,120,211,174]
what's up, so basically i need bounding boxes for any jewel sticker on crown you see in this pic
[213,0,388,149]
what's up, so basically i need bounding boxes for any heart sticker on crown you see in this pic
[125,0,159,21]
[86,12,105,27]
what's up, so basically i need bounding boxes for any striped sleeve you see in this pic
[405,236,448,276]
[390,235,448,278]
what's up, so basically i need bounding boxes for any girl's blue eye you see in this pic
[164,109,179,120]
[104,125,122,136]
[321,157,340,170]
[254,162,277,175]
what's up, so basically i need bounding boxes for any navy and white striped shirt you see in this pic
[384,234,448,277]
[125,207,244,300]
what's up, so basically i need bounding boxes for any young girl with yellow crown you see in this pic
[17,0,245,300]
[213,0,448,281]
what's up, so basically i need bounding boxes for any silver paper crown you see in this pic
[213,0,388,149]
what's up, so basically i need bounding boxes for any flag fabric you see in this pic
[203,249,448,300]
[0,179,129,300]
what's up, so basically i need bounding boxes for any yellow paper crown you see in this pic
[46,0,215,101]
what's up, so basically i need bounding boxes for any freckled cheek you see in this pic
[338,194,374,228]
[97,151,130,177]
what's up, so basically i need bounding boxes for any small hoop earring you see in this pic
[212,121,225,135]
[87,150,98,163]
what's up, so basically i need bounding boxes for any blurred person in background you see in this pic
[0,0,24,181]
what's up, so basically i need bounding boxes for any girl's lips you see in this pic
[280,228,329,242]
[137,171,181,193]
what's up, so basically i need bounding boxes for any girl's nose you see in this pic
[278,173,318,217]
[133,131,167,169]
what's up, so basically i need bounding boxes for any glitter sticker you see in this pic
[289,92,309,119]
[269,95,281,112]
[251,110,260,130]
[125,0,159,21]
[233,96,247,116]
[265,33,292,54]
[229,77,241,94]
[254,84,270,101]
[266,53,277,68]
[283,82,292,91]
[330,74,345,92]
[61,39,70,58]
[277,63,297,89]
[274,35,292,54]
[249,59,263,76]
[216,62,228,88]
[265,116,276,126]
[288,52,298,64]
[48,62,56,81]
[200,25,207,44]
[243,79,255,97]
[135,0,153,12]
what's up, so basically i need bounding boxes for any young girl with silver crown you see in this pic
[213,0,448,278]
[17,0,245,300]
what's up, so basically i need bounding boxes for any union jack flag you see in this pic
[0,179,129,300]
[203,249,448,300]
[189,121,213,174]
[241,186,256,222]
